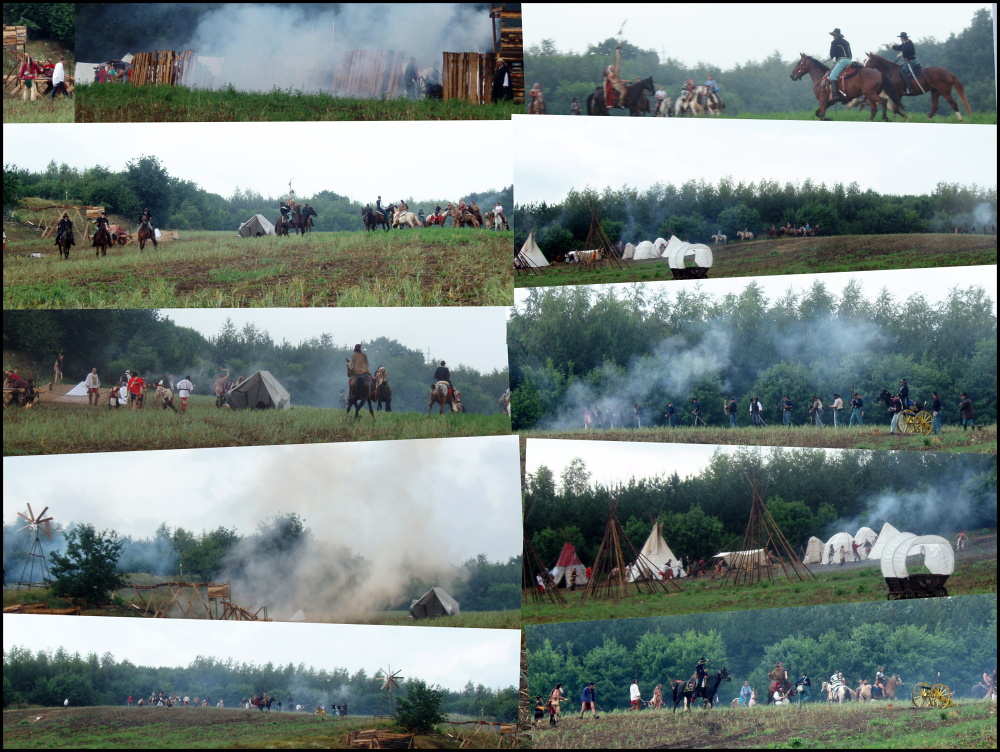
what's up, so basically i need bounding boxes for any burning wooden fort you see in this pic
[126,581,269,621]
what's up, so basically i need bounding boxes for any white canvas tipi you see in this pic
[628,521,684,580]
[867,522,902,560]
[516,232,549,268]
[802,535,824,565]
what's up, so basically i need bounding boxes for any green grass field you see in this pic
[75,83,519,122]
[522,546,996,625]
[530,699,997,749]
[516,234,997,288]
[2,395,511,456]
[522,423,997,454]
[1,706,511,749]
[728,108,997,125]
[2,227,513,309]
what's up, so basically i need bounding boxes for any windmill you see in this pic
[14,503,55,589]
[376,665,404,716]
[720,474,815,587]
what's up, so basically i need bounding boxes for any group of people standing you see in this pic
[15,53,69,100]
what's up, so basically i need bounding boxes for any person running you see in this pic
[175,375,194,413]
[50,56,68,98]
[127,371,145,409]
[85,367,100,406]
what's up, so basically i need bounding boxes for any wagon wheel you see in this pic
[929,684,954,708]
[911,681,932,707]
[910,410,933,435]
[898,411,916,434]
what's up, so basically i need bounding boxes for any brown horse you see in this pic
[864,52,972,120]
[56,230,74,260]
[882,674,903,700]
[373,367,391,412]
[447,204,480,228]
[428,381,459,414]
[790,53,889,121]
[92,226,112,257]
[137,222,157,251]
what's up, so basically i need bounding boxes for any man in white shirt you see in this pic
[85,367,100,406]
[175,375,195,413]
[50,57,68,99]
[629,680,642,710]
[830,393,844,427]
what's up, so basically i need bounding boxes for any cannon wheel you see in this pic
[928,684,954,708]
[900,410,933,435]
[911,681,932,707]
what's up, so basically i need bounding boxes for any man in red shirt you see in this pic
[127,371,145,409]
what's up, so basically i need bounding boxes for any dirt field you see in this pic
[530,699,996,749]
[516,234,997,288]
[3,228,513,308]
[2,706,510,749]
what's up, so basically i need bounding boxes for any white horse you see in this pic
[653,90,673,116]
[822,681,853,703]
[737,229,754,241]
[392,209,422,228]
[711,232,728,245]
[498,387,511,416]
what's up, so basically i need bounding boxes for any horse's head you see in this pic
[719,668,731,682]
[790,53,810,80]
[640,76,654,93]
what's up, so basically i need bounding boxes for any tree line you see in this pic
[3,310,510,413]
[4,512,521,612]
[525,8,996,116]
[526,594,996,711]
[508,280,997,429]
[3,648,518,720]
[515,181,997,255]
[525,449,996,569]
[2,3,74,46]
[3,155,512,232]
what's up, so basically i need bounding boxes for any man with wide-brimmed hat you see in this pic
[891,32,923,93]
[827,28,854,100]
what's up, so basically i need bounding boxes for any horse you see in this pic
[299,205,317,233]
[447,203,480,228]
[675,86,723,116]
[362,206,389,232]
[137,221,157,251]
[882,674,903,700]
[56,228,75,259]
[821,681,854,703]
[855,681,873,702]
[373,367,392,412]
[92,226,113,257]
[737,230,754,241]
[864,52,972,120]
[672,668,731,711]
[424,211,447,227]
[498,387,511,417]
[486,209,509,231]
[428,380,459,414]
[790,53,892,121]
[586,76,655,116]
[346,372,375,418]
[392,209,422,228]
[710,232,727,245]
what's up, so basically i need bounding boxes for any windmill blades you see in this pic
[26,502,35,522]
[35,506,49,522]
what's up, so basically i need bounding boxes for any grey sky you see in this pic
[160,306,510,373]
[3,436,522,561]
[513,115,997,205]
[2,121,512,200]
[2,614,520,690]
[524,3,991,68]
[514,265,998,310]
[528,438,770,489]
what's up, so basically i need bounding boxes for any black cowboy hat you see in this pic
[898,32,909,38]
[829,28,843,36]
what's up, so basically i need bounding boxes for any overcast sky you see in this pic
[514,264,997,310]
[528,438,776,489]
[2,121,511,200]
[524,3,991,68]
[3,437,522,561]
[513,115,997,204]
[2,615,520,690]
[160,306,510,373]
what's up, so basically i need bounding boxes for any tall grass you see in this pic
[75,83,519,122]
[3,399,512,456]
[3,229,513,308]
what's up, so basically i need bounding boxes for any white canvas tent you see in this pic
[714,549,767,569]
[821,531,857,564]
[632,240,659,260]
[409,586,460,619]
[64,380,88,397]
[225,370,291,409]
[854,526,878,551]
[516,232,550,268]
[238,214,275,238]
[802,535,824,565]
[653,237,669,256]
[550,542,588,586]
[665,235,714,269]
[867,522,903,560]
[628,521,685,580]
[622,242,636,260]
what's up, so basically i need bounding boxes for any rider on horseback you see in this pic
[94,211,112,240]
[604,45,629,109]
[433,360,453,394]
[347,344,370,391]
[55,213,75,248]
[827,28,854,101]
[694,657,709,689]
[891,33,922,94]
[139,207,154,233]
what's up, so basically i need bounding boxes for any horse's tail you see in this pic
[952,76,973,115]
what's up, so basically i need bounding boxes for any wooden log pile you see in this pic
[3,604,82,615]
[3,25,27,51]
[346,730,415,749]
[332,50,406,98]
[129,50,194,86]
[442,52,496,104]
